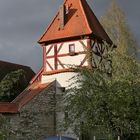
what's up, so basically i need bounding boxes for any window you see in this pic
[69,44,75,55]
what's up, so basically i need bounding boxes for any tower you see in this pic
[0,1,115,139]
[31,0,113,88]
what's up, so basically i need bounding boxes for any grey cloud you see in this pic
[0,0,139,72]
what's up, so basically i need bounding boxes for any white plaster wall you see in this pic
[58,39,86,54]
[45,39,88,71]
[59,54,88,69]
[41,72,77,88]
[57,40,87,68]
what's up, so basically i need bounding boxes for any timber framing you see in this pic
[44,40,91,73]
[91,39,113,73]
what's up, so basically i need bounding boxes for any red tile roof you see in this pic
[38,0,112,44]
[0,82,53,113]
[42,68,74,76]
[0,103,18,113]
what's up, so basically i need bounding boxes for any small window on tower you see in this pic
[69,44,75,55]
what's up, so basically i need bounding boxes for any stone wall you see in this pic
[4,84,57,140]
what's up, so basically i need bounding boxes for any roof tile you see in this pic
[38,0,112,44]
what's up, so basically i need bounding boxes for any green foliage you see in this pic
[64,60,140,139]
[63,1,140,140]
[0,69,28,102]
[0,115,10,140]
[100,0,137,56]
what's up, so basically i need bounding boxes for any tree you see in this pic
[100,0,137,56]
[0,69,28,102]
[64,56,140,140]
[63,1,140,140]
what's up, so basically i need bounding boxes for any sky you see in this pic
[0,0,139,72]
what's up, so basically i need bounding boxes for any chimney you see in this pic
[59,4,66,29]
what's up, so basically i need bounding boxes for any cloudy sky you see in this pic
[0,0,139,72]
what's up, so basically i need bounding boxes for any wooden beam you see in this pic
[54,45,58,70]
[43,46,46,69]
[79,40,87,49]
[46,60,54,70]
[80,56,88,66]
[57,43,64,53]
[42,68,75,75]
[46,45,53,55]
[46,51,86,59]
[57,58,65,69]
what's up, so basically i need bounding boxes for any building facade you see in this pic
[0,0,113,139]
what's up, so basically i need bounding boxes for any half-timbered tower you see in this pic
[31,0,113,88]
[0,0,114,139]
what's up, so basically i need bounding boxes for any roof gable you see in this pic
[38,0,112,44]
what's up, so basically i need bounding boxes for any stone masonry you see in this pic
[4,83,58,140]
